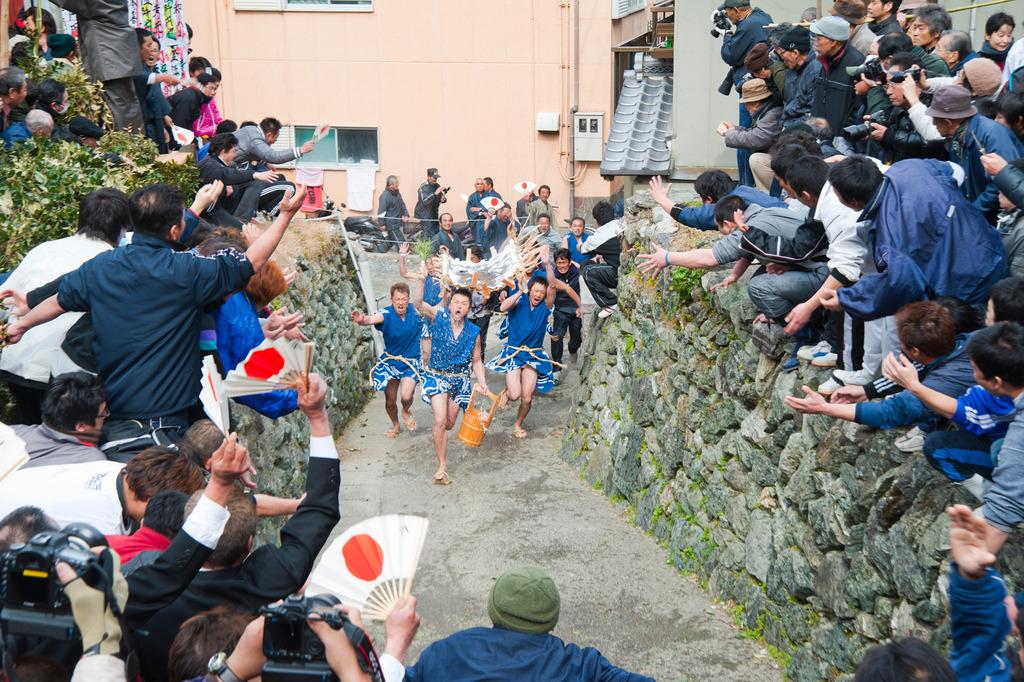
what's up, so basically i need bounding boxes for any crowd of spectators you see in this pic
[641,1,1024,678]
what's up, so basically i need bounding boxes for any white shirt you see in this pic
[1003,39,1024,86]
[0,460,127,534]
[0,234,112,382]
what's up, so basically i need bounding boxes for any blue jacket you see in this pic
[837,159,1007,320]
[952,386,1017,440]
[720,7,773,87]
[670,186,787,231]
[949,115,1024,214]
[950,51,978,76]
[855,334,976,429]
[212,292,299,419]
[404,627,655,682]
[949,566,1011,682]
[782,54,823,128]
[1,121,29,149]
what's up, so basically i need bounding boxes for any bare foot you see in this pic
[753,314,770,325]
[403,412,417,430]
[513,425,528,439]
[385,424,400,438]
[433,470,452,485]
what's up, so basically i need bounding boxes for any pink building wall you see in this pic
[189,0,648,219]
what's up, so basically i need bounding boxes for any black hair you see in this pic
[35,78,65,116]
[886,0,902,12]
[451,287,472,302]
[142,491,188,539]
[536,212,551,223]
[0,507,58,554]
[77,187,131,245]
[483,176,495,187]
[828,155,883,207]
[41,372,106,432]
[196,72,219,86]
[260,117,282,135]
[934,296,984,334]
[188,55,212,73]
[469,245,484,259]
[986,12,1015,36]
[592,200,616,226]
[967,322,1024,386]
[889,50,923,72]
[135,27,154,47]
[714,195,749,226]
[786,156,829,199]
[130,184,185,238]
[770,145,813,183]
[991,277,1024,325]
[18,6,57,35]
[239,120,257,128]
[693,169,736,202]
[554,247,572,262]
[854,638,956,682]
[878,31,913,60]
[208,132,238,157]
[215,119,238,135]
[998,91,1024,132]
[771,129,822,157]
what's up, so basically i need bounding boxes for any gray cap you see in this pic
[810,15,851,41]
[721,0,751,7]
[925,85,978,120]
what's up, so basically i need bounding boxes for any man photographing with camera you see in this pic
[716,0,773,187]
[415,168,448,239]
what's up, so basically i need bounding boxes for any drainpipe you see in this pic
[569,0,580,218]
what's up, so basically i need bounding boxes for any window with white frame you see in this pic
[611,0,644,19]
[234,0,371,11]
[270,125,379,168]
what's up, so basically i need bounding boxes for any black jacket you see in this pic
[995,164,1024,212]
[134,456,341,682]
[167,87,211,131]
[878,107,948,164]
[811,44,866,137]
[871,14,903,36]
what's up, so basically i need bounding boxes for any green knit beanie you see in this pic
[488,566,561,634]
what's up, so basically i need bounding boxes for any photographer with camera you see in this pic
[133,375,342,682]
[846,53,948,164]
[810,16,866,141]
[414,168,448,239]
[717,0,773,187]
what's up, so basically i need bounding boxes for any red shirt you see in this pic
[105,527,171,563]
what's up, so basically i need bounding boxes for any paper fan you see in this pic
[0,423,29,484]
[314,123,331,142]
[308,515,429,621]
[460,193,470,204]
[222,338,314,398]
[199,356,229,433]
[513,180,536,195]
[480,196,503,211]
[171,125,195,146]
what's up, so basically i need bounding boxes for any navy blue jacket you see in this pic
[670,186,787,231]
[720,7,773,87]
[404,627,655,682]
[57,232,254,419]
[949,565,1012,682]
[782,54,823,128]
[837,159,1006,320]
[947,114,1024,214]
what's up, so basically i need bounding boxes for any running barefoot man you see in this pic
[399,241,445,366]
[486,246,562,438]
[351,282,422,438]
[412,269,489,485]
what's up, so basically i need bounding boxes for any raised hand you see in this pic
[784,386,828,414]
[948,504,996,579]
[0,288,29,317]
[636,245,669,276]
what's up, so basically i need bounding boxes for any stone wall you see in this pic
[231,222,374,540]
[560,199,1023,680]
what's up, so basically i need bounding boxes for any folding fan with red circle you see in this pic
[480,196,503,211]
[308,515,429,621]
[513,180,536,195]
[221,338,315,398]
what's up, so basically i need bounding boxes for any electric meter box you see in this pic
[574,112,604,162]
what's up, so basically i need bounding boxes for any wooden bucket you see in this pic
[457,389,501,447]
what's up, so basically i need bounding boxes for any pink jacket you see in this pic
[193,98,223,138]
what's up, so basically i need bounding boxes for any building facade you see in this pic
[189,0,649,219]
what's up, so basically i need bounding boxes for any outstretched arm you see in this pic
[4,294,65,344]
[542,247,558,308]
[882,352,957,418]
[500,276,526,313]
[246,188,304,272]
[351,310,385,326]
[637,244,720,275]
[411,268,437,321]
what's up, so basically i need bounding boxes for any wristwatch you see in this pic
[207,652,243,682]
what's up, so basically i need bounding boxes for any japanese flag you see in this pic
[513,180,536,195]
[480,196,503,211]
[314,123,331,142]
[171,125,195,146]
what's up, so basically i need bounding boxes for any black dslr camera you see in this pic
[846,58,887,84]
[261,594,383,682]
[710,6,732,38]
[0,523,111,640]
[843,110,892,142]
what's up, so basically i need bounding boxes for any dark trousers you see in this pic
[581,261,618,309]
[103,77,145,133]
[923,430,995,483]
[550,310,582,366]
[233,180,296,222]
[470,314,492,360]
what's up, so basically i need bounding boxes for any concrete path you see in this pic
[334,252,781,681]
